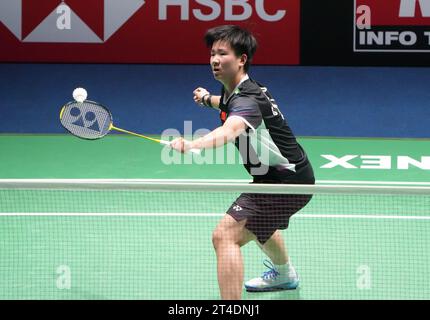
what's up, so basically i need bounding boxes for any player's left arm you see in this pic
[170,117,247,153]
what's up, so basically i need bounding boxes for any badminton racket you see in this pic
[59,100,201,154]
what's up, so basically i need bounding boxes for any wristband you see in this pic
[201,93,213,108]
[205,94,213,108]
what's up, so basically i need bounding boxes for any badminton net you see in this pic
[0,179,429,300]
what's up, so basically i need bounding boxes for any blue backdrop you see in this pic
[0,64,429,138]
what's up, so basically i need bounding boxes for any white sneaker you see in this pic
[245,260,299,292]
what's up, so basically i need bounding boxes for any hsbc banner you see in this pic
[354,0,430,52]
[0,0,300,64]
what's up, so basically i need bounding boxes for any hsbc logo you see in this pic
[354,0,430,52]
[0,0,145,43]
[159,0,286,22]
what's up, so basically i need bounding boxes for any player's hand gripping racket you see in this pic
[59,100,201,154]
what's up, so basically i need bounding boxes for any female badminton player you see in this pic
[171,25,315,300]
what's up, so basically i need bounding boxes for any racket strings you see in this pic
[60,101,112,139]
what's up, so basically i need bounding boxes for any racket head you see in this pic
[60,100,113,140]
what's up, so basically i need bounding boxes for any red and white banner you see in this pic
[354,0,430,52]
[0,0,300,64]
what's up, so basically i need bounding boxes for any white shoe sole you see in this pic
[245,280,299,292]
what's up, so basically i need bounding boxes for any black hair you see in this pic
[204,25,257,72]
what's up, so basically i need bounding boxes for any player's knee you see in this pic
[212,228,224,249]
[212,226,237,249]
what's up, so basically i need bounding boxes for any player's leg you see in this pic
[243,194,303,292]
[245,230,299,292]
[256,230,288,265]
[212,214,256,300]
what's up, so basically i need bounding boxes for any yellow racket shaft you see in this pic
[110,125,163,143]
[109,125,201,154]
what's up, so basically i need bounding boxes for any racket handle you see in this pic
[159,140,201,155]
[189,148,201,155]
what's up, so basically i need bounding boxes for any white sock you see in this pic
[274,261,291,276]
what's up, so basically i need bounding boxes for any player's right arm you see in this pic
[193,87,220,109]
[170,116,247,153]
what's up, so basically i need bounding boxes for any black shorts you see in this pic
[227,163,315,244]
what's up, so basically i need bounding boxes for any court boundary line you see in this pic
[1,212,430,220]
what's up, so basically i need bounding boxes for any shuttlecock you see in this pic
[73,87,87,103]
